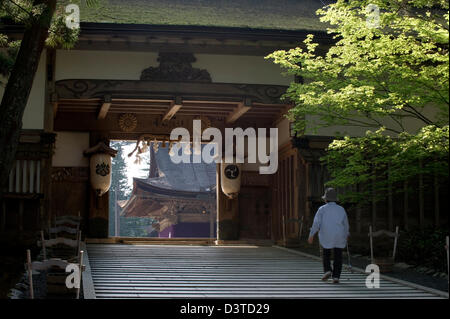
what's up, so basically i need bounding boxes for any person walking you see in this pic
[308,187,350,284]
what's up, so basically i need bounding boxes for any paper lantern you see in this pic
[84,142,118,197]
[90,153,112,196]
[221,162,241,199]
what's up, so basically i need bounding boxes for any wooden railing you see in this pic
[1,130,55,238]
[8,159,42,195]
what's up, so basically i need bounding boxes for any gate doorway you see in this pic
[109,140,217,239]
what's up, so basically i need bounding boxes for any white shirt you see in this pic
[309,202,350,249]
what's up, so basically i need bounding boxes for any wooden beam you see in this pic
[55,79,287,105]
[163,96,182,121]
[226,98,252,124]
[97,95,112,120]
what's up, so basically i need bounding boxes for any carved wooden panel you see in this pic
[55,79,287,105]
[140,53,212,83]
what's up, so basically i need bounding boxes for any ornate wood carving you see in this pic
[54,112,274,135]
[55,79,288,105]
[51,167,89,183]
[51,168,73,182]
[118,113,138,132]
[140,53,212,83]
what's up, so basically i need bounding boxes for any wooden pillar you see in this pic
[216,164,239,242]
[209,207,215,239]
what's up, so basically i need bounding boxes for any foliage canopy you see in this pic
[267,0,449,205]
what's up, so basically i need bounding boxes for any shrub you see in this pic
[397,226,449,272]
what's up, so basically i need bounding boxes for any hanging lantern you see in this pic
[220,161,241,199]
[83,142,118,197]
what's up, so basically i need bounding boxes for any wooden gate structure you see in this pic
[1,2,447,247]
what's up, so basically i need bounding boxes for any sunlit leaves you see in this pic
[266,0,449,134]
[322,125,449,204]
[266,0,449,204]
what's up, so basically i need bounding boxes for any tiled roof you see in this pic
[61,0,328,31]
[136,145,216,193]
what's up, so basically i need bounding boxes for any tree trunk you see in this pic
[0,1,57,192]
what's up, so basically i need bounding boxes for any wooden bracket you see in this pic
[97,95,112,120]
[226,98,252,124]
[163,96,182,121]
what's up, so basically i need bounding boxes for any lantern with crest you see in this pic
[220,161,242,199]
[83,142,118,196]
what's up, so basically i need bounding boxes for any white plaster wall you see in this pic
[0,52,46,129]
[52,131,90,167]
[193,54,293,85]
[55,50,159,81]
[55,50,293,85]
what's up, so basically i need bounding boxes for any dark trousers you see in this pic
[322,248,343,279]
